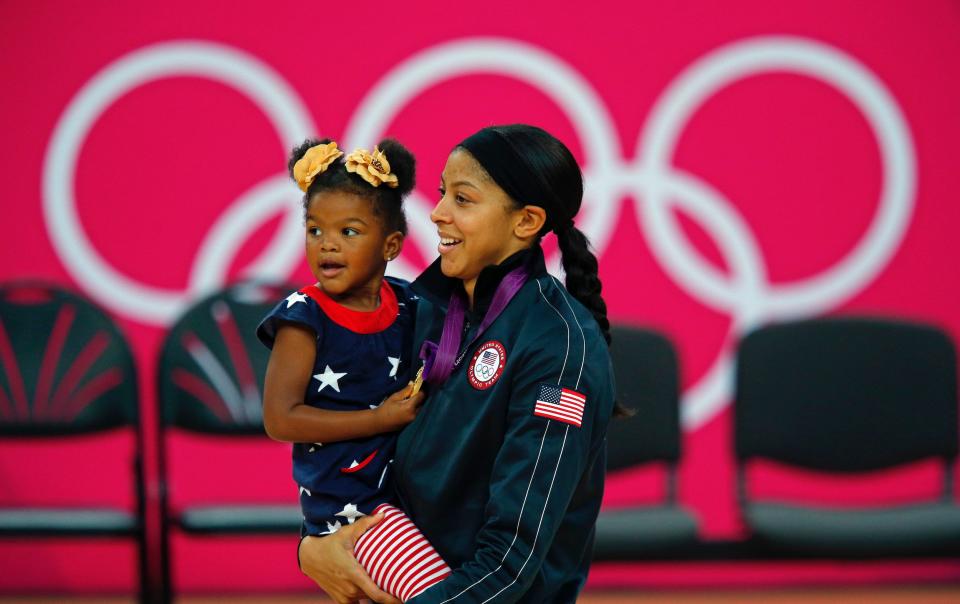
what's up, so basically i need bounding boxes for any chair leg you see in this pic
[159,514,173,604]
[137,525,152,604]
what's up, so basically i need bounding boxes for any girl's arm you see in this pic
[262,323,424,443]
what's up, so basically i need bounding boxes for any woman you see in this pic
[298,124,618,604]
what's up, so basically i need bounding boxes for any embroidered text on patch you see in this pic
[533,384,586,427]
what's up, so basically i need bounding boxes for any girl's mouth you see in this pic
[319,262,345,278]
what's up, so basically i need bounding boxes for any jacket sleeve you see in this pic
[409,334,608,603]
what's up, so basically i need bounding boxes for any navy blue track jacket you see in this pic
[395,245,615,603]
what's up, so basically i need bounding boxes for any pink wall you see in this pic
[2,0,959,593]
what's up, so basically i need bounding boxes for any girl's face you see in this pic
[305,190,402,309]
[432,149,532,299]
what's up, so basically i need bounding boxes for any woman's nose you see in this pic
[430,196,451,224]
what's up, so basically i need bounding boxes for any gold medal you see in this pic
[410,364,425,396]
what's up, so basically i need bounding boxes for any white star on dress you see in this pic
[388,356,400,379]
[299,485,312,497]
[321,520,342,535]
[308,442,323,453]
[335,503,364,524]
[285,292,308,308]
[313,365,347,393]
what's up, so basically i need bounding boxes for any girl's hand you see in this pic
[298,512,401,604]
[374,384,426,432]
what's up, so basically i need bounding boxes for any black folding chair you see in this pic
[156,281,300,602]
[735,316,960,556]
[0,281,151,601]
[593,324,698,559]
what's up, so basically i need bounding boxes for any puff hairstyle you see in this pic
[457,124,630,417]
[288,138,416,235]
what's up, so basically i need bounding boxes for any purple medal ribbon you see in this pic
[420,265,529,386]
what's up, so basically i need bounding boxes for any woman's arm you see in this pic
[298,512,401,604]
[262,323,424,443]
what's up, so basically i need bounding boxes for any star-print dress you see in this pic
[257,277,415,536]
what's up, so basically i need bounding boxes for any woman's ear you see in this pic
[514,205,547,240]
[383,231,404,262]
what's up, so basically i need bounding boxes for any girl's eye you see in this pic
[307,227,320,237]
[343,227,359,237]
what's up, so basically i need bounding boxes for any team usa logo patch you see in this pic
[468,340,506,390]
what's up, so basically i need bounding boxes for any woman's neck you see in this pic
[463,279,478,310]
[462,243,533,309]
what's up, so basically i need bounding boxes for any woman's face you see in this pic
[432,149,529,295]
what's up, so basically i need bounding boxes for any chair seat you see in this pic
[593,505,699,559]
[0,507,139,536]
[176,504,302,534]
[746,501,960,555]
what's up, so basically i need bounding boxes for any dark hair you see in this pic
[288,138,415,235]
[457,124,630,418]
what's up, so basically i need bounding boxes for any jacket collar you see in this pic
[412,244,548,317]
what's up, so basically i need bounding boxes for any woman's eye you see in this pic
[455,194,470,205]
[437,187,445,199]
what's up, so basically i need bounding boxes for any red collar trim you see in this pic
[300,280,399,334]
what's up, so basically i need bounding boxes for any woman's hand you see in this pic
[374,384,426,432]
[298,512,401,604]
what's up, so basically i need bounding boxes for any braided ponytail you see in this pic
[556,225,611,345]
[556,225,632,417]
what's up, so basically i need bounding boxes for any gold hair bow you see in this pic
[345,146,399,188]
[293,141,344,192]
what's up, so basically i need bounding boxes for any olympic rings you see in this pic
[41,35,916,428]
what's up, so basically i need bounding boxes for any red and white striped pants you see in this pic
[354,503,452,602]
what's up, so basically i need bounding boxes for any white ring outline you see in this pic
[343,37,622,276]
[636,35,916,317]
[43,40,315,323]
[631,36,915,427]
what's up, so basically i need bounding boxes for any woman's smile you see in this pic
[437,233,463,255]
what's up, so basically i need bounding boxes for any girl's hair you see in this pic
[288,138,416,235]
[457,124,630,417]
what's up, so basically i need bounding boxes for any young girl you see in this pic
[257,138,449,602]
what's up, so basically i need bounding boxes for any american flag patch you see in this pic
[354,503,451,602]
[533,384,586,427]
[479,350,497,366]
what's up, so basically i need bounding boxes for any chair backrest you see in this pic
[0,281,138,435]
[606,324,682,470]
[735,316,958,472]
[157,281,292,435]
